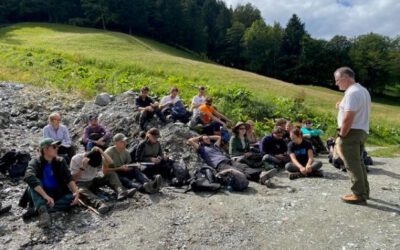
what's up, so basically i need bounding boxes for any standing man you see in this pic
[334,67,371,205]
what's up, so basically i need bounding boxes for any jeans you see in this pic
[285,161,322,173]
[29,188,73,212]
[217,160,262,182]
[139,109,166,130]
[118,167,151,190]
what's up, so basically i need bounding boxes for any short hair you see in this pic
[48,112,60,123]
[141,86,149,92]
[205,97,213,103]
[290,127,303,138]
[272,126,284,134]
[335,67,355,79]
[170,87,178,93]
[275,118,287,127]
[199,86,205,91]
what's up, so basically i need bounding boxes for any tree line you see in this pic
[1,0,399,96]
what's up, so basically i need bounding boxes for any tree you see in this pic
[232,3,262,28]
[242,20,269,72]
[81,0,115,30]
[349,33,392,95]
[115,0,148,34]
[222,21,246,67]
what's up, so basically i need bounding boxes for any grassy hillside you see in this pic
[0,23,399,154]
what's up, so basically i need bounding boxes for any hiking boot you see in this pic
[154,174,163,191]
[289,172,304,180]
[143,182,156,194]
[341,194,367,205]
[259,169,277,185]
[37,206,50,228]
[22,207,37,221]
[97,203,112,214]
[0,204,11,215]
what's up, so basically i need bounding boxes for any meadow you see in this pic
[1,23,399,155]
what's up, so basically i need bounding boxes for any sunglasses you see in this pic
[239,127,246,130]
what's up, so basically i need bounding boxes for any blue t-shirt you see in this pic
[41,163,58,195]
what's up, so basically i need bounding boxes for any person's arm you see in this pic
[187,136,201,150]
[34,185,54,207]
[210,135,222,147]
[305,149,314,172]
[67,181,80,205]
[339,111,356,137]
[43,126,51,138]
[288,153,305,171]
[62,125,72,147]
[212,109,231,123]
[159,96,171,109]
[82,126,90,144]
[229,137,242,157]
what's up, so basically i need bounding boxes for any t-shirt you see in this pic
[105,146,131,168]
[337,83,371,133]
[287,140,313,166]
[191,95,206,116]
[198,104,214,124]
[41,163,58,195]
[160,95,181,111]
[261,135,287,155]
[135,96,154,108]
[70,153,99,182]
[198,144,229,168]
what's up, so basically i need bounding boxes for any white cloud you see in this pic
[222,0,400,39]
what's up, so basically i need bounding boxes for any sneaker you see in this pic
[259,169,277,184]
[22,207,37,221]
[341,194,367,205]
[37,206,50,228]
[143,182,156,194]
[289,172,303,180]
[97,203,112,214]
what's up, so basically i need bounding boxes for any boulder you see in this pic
[95,93,111,106]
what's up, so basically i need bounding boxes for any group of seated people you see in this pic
[19,86,326,228]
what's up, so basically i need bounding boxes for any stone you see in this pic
[95,93,111,106]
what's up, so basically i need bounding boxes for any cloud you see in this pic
[222,0,400,39]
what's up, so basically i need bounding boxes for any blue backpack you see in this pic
[171,101,189,119]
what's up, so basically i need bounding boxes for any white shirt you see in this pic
[191,95,206,116]
[70,153,101,182]
[337,83,371,133]
[160,95,180,111]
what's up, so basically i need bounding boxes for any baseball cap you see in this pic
[113,133,128,142]
[40,138,61,149]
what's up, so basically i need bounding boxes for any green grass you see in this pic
[1,23,400,155]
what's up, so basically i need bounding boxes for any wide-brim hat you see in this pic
[233,122,248,134]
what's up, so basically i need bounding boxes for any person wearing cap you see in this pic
[260,127,290,169]
[23,138,80,227]
[198,97,232,135]
[105,133,162,193]
[81,114,111,151]
[187,135,277,187]
[135,86,167,131]
[43,112,75,163]
[135,128,172,179]
[70,146,135,214]
[191,86,206,117]
[229,122,264,169]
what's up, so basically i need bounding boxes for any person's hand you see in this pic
[163,155,169,161]
[95,139,105,146]
[119,165,130,172]
[151,157,161,164]
[306,165,313,173]
[71,192,80,206]
[92,146,103,153]
[43,195,55,208]
[300,167,308,176]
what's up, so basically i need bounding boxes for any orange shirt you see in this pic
[198,104,214,124]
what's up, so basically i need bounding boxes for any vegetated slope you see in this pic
[0,23,399,149]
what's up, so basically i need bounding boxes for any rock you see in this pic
[95,93,111,106]
[0,111,10,129]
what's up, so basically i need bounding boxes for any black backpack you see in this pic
[169,160,191,187]
[171,101,189,120]
[188,166,221,192]
[0,150,31,179]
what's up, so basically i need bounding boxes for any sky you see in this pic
[223,0,400,40]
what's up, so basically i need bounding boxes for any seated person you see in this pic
[301,120,328,154]
[135,86,166,131]
[104,133,161,193]
[191,86,206,119]
[246,120,259,146]
[160,87,190,123]
[23,138,79,227]
[81,114,111,151]
[43,112,75,163]
[275,118,291,143]
[135,128,174,180]
[285,128,323,180]
[260,127,290,169]
[70,147,136,214]
[229,122,264,169]
[198,97,232,135]
[187,135,276,186]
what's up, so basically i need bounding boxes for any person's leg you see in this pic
[285,162,300,173]
[28,187,47,211]
[338,130,368,200]
[139,110,153,131]
[154,108,166,123]
[310,161,323,171]
[360,132,369,198]
[78,181,104,208]
[231,161,261,182]
[48,193,74,213]
[102,173,125,193]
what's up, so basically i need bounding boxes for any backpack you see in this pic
[0,150,31,179]
[169,160,191,187]
[188,165,221,192]
[171,101,189,120]
[220,127,231,144]
[216,168,249,191]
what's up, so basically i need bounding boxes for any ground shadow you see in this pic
[366,198,400,214]
[370,161,385,166]
[322,171,349,180]
[367,167,400,179]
